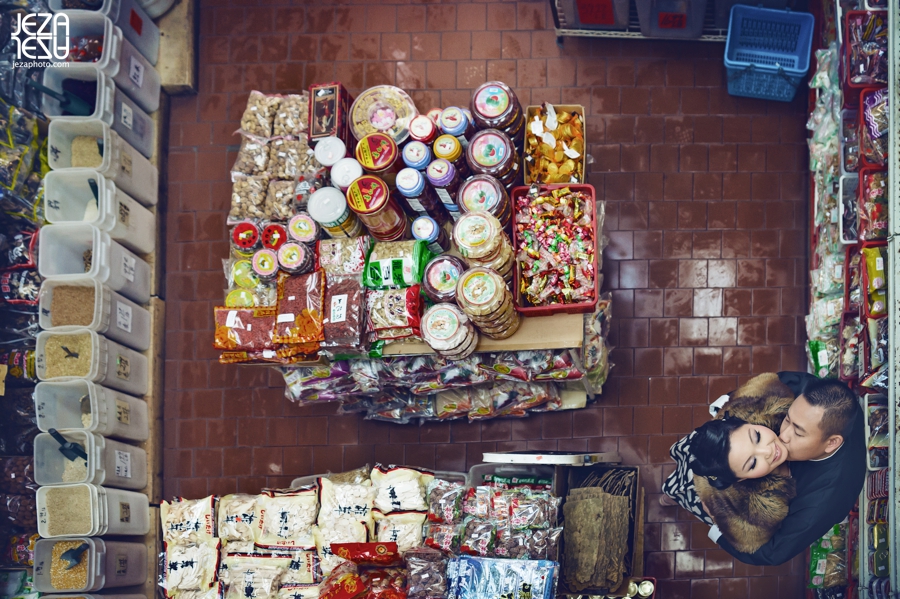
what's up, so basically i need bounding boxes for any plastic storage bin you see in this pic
[637,0,707,39]
[36,483,150,537]
[724,5,815,102]
[51,11,159,112]
[858,88,888,169]
[49,0,159,65]
[137,0,175,18]
[840,108,860,176]
[45,170,155,255]
[34,430,147,490]
[843,11,887,94]
[839,174,859,244]
[35,380,149,442]
[38,224,151,304]
[714,0,787,29]
[39,278,151,351]
[48,119,158,207]
[36,328,149,396]
[33,538,147,592]
[556,0,630,30]
[41,66,154,159]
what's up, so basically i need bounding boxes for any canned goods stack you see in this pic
[455,267,521,340]
[420,303,479,359]
[453,211,515,283]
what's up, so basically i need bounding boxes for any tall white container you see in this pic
[48,119,158,206]
[38,224,151,304]
[49,0,159,65]
[33,538,147,591]
[36,483,151,537]
[36,328,149,396]
[51,11,159,112]
[35,380,149,442]
[34,430,148,490]
[44,169,155,254]
[41,66,154,159]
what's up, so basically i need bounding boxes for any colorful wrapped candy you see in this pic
[524,104,585,184]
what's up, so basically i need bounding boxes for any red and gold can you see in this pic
[346,175,409,241]
[355,132,401,187]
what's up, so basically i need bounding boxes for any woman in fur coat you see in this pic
[661,373,798,554]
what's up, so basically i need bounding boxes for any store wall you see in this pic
[164,1,811,597]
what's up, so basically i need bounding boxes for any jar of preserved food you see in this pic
[439,106,474,147]
[277,242,314,274]
[412,215,450,254]
[231,221,261,259]
[395,167,450,226]
[457,175,511,230]
[433,134,471,179]
[288,213,319,245]
[402,140,433,171]
[313,136,347,168]
[426,108,443,125]
[330,157,364,191]
[308,186,364,238]
[426,159,462,217]
[422,255,467,303]
[470,81,523,131]
[356,132,401,187]
[346,175,409,241]
[466,129,520,189]
[408,114,439,144]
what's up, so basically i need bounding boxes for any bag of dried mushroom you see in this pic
[239,91,281,139]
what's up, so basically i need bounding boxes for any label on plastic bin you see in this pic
[116,554,128,575]
[117,355,131,380]
[118,201,131,227]
[119,501,131,523]
[129,9,143,35]
[575,0,615,25]
[115,450,132,478]
[116,399,131,424]
[121,103,134,130]
[116,301,133,333]
[120,149,133,177]
[129,56,144,89]
[122,254,136,282]
[658,12,687,28]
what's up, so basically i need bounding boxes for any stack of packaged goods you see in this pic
[217,81,612,419]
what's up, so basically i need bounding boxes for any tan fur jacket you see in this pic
[692,373,798,553]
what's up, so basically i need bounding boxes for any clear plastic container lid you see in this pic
[313,136,347,167]
[423,255,466,303]
[412,216,439,243]
[277,242,309,270]
[458,175,508,214]
[471,81,521,130]
[422,303,474,352]
[467,129,515,177]
[402,141,432,170]
[252,249,278,277]
[439,107,468,136]
[453,211,502,259]
[426,159,457,188]
[396,168,425,197]
[457,267,506,312]
[330,158,364,190]
[355,133,399,173]
[349,86,418,144]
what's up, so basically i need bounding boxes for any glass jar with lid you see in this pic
[408,114,439,144]
[421,303,478,359]
[426,159,463,218]
[439,106,474,146]
[466,129,521,189]
[422,255,467,303]
[470,81,523,131]
[395,167,450,226]
[412,215,450,255]
[457,175,511,231]
[433,134,471,179]
[346,175,409,241]
[453,211,514,280]
[402,141,433,171]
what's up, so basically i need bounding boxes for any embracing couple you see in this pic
[662,371,865,565]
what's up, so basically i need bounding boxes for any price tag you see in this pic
[876,257,884,272]
[277,313,295,323]
[119,501,131,523]
[118,201,131,227]
[115,450,132,478]
[116,355,131,380]
[121,103,134,130]
[122,254,136,282]
[116,399,131,424]
[658,12,687,28]
[116,301,133,333]
[128,56,144,88]
[330,294,348,323]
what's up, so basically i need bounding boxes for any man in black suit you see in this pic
[708,372,866,565]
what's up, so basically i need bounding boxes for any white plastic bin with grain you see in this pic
[41,66,154,159]
[44,169,155,254]
[33,537,147,592]
[38,224,151,304]
[34,430,148,490]
[36,329,149,396]
[51,11,160,113]
[36,483,150,537]
[48,119,158,206]
[35,380,149,442]
[38,278,151,351]
[49,0,159,65]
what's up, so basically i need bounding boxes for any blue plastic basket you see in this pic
[724,5,815,102]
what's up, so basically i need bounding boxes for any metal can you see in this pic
[356,132,401,187]
[308,186,364,238]
[346,175,408,241]
[330,157,364,191]
[637,580,655,597]
[625,581,639,597]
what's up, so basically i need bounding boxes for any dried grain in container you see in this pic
[330,157,363,191]
[36,483,150,537]
[36,329,149,396]
[48,119,158,206]
[433,134,471,179]
[34,430,147,490]
[51,11,160,112]
[412,216,450,255]
[346,175,408,241]
[44,169,155,255]
[422,255,467,304]
[308,186,364,238]
[395,167,449,226]
[402,140,433,171]
[466,129,520,189]
[49,0,160,65]
[313,136,347,168]
[39,224,151,304]
[470,82,522,131]
[33,538,147,592]
[408,114,439,144]
[41,66,154,159]
[34,380,148,442]
[38,278,151,351]
[355,133,401,188]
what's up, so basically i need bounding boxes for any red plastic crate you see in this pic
[858,239,887,320]
[843,11,888,93]
[857,166,888,242]
[510,183,599,317]
[858,88,889,169]
[838,311,860,383]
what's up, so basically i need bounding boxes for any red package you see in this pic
[274,270,325,344]
[320,562,368,599]
[360,567,407,599]
[213,306,277,351]
[332,543,402,567]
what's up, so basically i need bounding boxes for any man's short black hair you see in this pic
[800,377,858,440]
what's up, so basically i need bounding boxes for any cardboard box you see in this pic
[523,104,587,185]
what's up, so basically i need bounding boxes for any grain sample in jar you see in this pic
[45,485,92,536]
[313,136,347,168]
[402,141,433,171]
[470,81,523,132]
[251,249,279,282]
[44,333,92,378]
[426,159,462,218]
[453,211,514,282]
[308,186,364,238]
[466,129,520,190]
[412,216,450,255]
[458,175,512,231]
[395,168,449,226]
[277,242,313,274]
[421,303,478,359]
[261,223,288,251]
[439,107,474,147]
[330,157,364,191]
[50,286,95,327]
[355,133,401,187]
[346,175,409,241]
[408,114,439,144]
[433,134,471,179]
[50,539,89,590]
[455,267,521,340]
[288,213,319,245]
[231,221,261,259]
[422,254,467,304]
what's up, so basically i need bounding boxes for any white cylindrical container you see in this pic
[36,329,149,396]
[41,66,154,159]
[45,170,155,255]
[50,0,160,65]
[330,157,364,191]
[39,278,151,351]
[48,119,158,207]
[36,484,150,537]
[34,430,147,490]
[136,0,176,18]
[51,11,160,112]
[313,136,347,168]
[39,224,151,304]
[33,538,147,592]
[308,186,364,238]
[35,380,149,442]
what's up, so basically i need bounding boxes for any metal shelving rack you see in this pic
[551,0,730,41]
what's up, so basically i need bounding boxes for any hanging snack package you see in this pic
[373,510,427,554]
[840,316,861,380]
[366,286,422,337]
[282,361,356,402]
[159,539,221,596]
[433,388,473,420]
[363,240,431,290]
[427,479,465,524]
[161,496,217,545]
[1,269,42,304]
[218,493,259,543]
[859,171,888,240]
[240,91,281,138]
[582,293,613,395]
[808,338,840,379]
[255,487,318,549]
[846,12,888,86]
[331,542,402,567]
[274,93,310,138]
[274,270,325,345]
[477,352,533,382]
[0,228,37,270]
[860,90,889,167]
[213,306,277,351]
[371,465,433,513]
[405,547,448,599]
[233,136,270,177]
[0,347,36,386]
[863,245,887,294]
[231,175,269,221]
[322,275,366,351]
[868,316,888,370]
[318,236,372,276]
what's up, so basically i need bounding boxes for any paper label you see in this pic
[116,355,131,380]
[121,103,134,130]
[277,313,295,323]
[815,558,827,575]
[875,257,884,272]
[817,349,828,367]
[118,201,131,227]
[380,260,393,283]
[435,187,454,207]
[119,501,131,522]
[116,399,131,424]
[116,301,133,333]
[120,149,133,177]
[122,254,136,282]
[225,310,241,328]
[128,56,144,88]
[116,554,128,576]
[405,197,425,213]
[115,450,132,478]
[330,294,348,323]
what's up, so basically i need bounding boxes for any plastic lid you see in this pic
[453,211,500,258]
[468,129,513,169]
[355,133,398,172]
[471,81,518,128]
[261,223,288,250]
[278,242,307,269]
[231,222,259,249]
[308,186,350,223]
[252,249,278,276]
[288,213,318,243]
[396,168,425,197]
[402,141,432,170]
[426,108,443,124]
[409,114,437,142]
[426,159,456,187]
[412,216,439,243]
[423,304,464,343]
[459,268,501,306]
[330,158,364,189]
[232,260,259,288]
[424,255,466,302]
[433,134,462,162]
[440,107,468,136]
[313,136,347,167]
[458,175,505,213]
[346,175,390,215]
[225,288,257,307]
[349,86,418,144]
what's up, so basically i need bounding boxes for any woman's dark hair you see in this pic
[689,416,748,490]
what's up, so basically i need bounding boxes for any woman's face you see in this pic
[727,423,788,480]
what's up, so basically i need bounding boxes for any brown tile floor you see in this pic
[163,1,811,597]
